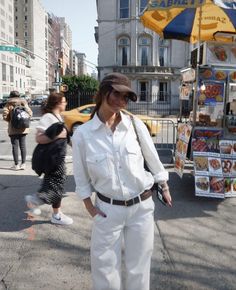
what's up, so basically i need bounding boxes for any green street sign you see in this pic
[0,45,21,52]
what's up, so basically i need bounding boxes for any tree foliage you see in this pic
[62,75,99,93]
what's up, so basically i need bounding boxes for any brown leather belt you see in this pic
[97,190,152,207]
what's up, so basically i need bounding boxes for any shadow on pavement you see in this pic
[154,171,223,221]
[0,174,76,233]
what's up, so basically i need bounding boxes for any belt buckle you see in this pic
[125,199,134,207]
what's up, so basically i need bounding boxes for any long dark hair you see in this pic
[41,92,64,114]
[90,85,113,119]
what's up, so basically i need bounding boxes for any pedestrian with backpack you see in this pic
[2,90,32,170]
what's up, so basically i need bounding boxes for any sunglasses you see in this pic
[112,90,130,103]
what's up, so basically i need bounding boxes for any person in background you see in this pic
[72,73,172,290]
[25,92,73,225]
[2,90,32,170]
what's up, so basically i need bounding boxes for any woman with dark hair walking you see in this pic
[25,92,73,225]
[72,73,171,290]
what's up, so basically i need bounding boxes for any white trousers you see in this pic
[91,196,155,290]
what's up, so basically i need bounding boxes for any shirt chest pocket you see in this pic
[125,142,143,172]
[86,153,111,183]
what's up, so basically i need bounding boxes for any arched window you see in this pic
[118,37,130,66]
[138,36,152,66]
[119,0,129,19]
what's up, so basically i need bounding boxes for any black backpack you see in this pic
[11,106,30,129]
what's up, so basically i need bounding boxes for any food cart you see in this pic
[175,41,236,199]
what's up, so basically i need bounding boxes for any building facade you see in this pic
[70,49,78,76]
[76,52,88,76]
[14,0,48,95]
[48,13,60,88]
[95,0,190,113]
[0,0,15,99]
[58,17,72,76]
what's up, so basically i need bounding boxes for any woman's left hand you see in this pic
[162,189,172,207]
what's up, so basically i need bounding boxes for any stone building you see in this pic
[0,0,15,99]
[95,0,190,113]
[14,0,48,95]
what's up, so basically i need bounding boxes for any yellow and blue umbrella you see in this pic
[141,0,236,43]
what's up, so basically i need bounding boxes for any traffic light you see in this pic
[60,84,68,93]
[58,58,62,69]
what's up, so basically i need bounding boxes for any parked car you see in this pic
[30,95,48,105]
[0,99,7,108]
[62,104,160,136]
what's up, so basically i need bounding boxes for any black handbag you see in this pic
[130,116,168,206]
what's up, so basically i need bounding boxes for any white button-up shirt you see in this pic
[72,112,168,200]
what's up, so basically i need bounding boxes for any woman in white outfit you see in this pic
[72,73,172,290]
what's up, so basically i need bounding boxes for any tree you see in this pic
[62,75,99,93]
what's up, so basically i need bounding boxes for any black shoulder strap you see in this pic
[51,113,63,123]
[51,113,70,144]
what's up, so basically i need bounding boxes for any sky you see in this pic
[41,0,98,73]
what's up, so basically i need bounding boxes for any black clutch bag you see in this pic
[152,183,168,206]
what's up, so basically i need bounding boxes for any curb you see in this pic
[0,155,73,162]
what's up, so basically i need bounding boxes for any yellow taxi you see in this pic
[62,104,160,136]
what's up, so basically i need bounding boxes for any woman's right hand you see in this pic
[83,197,106,218]
[57,128,67,139]
[88,206,107,218]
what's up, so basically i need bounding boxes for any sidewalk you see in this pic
[0,159,236,289]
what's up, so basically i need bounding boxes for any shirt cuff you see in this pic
[75,184,93,200]
[153,171,169,183]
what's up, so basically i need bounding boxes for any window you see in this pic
[2,63,6,81]
[1,19,5,28]
[120,0,129,19]
[1,31,5,39]
[118,37,130,66]
[10,66,14,82]
[159,39,169,66]
[159,82,169,101]
[138,36,151,66]
[25,15,27,21]
[0,8,5,16]
[139,81,148,101]
[140,0,148,13]
[80,106,95,114]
